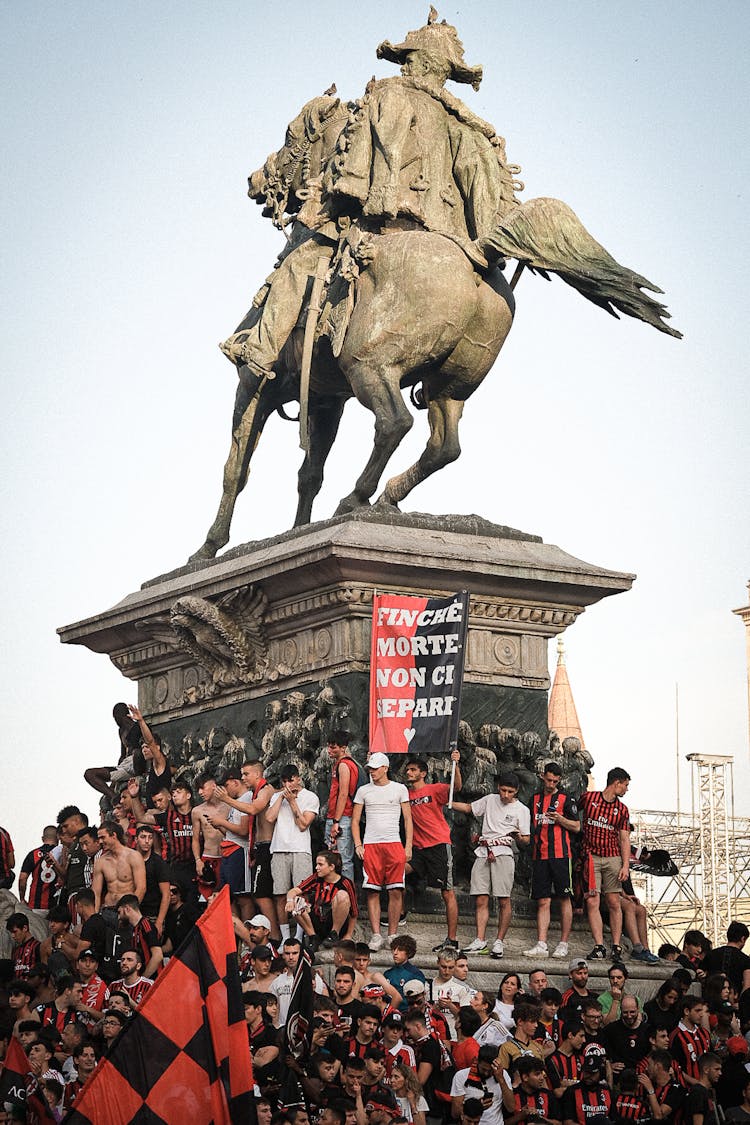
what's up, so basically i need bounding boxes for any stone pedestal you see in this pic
[59,510,633,788]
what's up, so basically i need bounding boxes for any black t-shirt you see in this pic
[64,843,87,896]
[685,1084,722,1125]
[145,762,173,808]
[725,1110,750,1125]
[602,1021,649,1067]
[643,997,680,1033]
[414,1035,445,1111]
[701,946,750,996]
[141,853,170,917]
[80,912,107,963]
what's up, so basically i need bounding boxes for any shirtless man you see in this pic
[218,759,278,936]
[92,823,146,922]
[191,772,231,899]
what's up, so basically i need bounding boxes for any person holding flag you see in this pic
[405,749,462,952]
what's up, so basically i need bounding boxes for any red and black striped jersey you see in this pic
[298,873,359,919]
[562,1083,613,1125]
[132,916,161,974]
[154,807,194,864]
[530,792,578,860]
[514,1087,559,1119]
[669,1022,710,1080]
[385,1042,416,1078]
[21,848,59,910]
[35,1001,79,1037]
[547,1048,582,1090]
[580,792,629,858]
[109,975,153,1006]
[614,1093,649,1122]
[14,936,41,977]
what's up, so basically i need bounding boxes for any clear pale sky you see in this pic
[2,2,748,869]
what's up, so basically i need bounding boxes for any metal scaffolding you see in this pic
[630,754,750,946]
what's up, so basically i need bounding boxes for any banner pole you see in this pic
[448,758,457,809]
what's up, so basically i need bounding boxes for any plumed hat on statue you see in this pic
[377,7,483,90]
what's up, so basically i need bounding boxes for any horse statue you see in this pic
[190,23,679,563]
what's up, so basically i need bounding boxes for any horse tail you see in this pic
[483,196,682,338]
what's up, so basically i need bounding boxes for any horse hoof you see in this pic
[374,494,400,511]
[334,493,370,516]
[188,543,219,563]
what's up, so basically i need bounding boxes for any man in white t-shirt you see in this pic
[267,764,320,935]
[450,1044,507,1125]
[352,752,413,952]
[452,771,530,958]
[269,936,326,1024]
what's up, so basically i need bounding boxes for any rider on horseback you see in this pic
[220,10,519,386]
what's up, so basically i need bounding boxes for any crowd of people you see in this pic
[1,704,750,1124]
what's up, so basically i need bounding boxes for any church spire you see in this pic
[548,635,586,746]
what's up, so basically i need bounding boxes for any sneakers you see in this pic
[551,941,569,959]
[432,938,460,953]
[611,944,624,961]
[368,932,384,952]
[588,944,607,959]
[464,938,489,955]
[491,938,504,959]
[523,941,549,958]
[631,948,660,964]
[399,911,408,926]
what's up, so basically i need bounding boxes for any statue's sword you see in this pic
[299,257,329,452]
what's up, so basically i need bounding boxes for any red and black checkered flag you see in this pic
[64,886,253,1123]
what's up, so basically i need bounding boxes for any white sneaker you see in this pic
[368,932,384,952]
[464,938,489,954]
[523,941,549,958]
[491,938,504,959]
[552,941,569,959]
[387,933,399,945]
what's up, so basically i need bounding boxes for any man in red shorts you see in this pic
[404,749,462,952]
[352,752,412,952]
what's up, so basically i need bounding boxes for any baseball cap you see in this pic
[403,980,427,998]
[249,914,272,929]
[569,957,589,971]
[251,944,273,961]
[77,949,98,960]
[382,1012,403,1027]
[727,1036,749,1057]
[367,752,390,770]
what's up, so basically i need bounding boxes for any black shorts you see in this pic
[250,841,274,900]
[408,843,453,890]
[531,857,573,900]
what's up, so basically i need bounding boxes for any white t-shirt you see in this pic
[226,789,252,848]
[396,1095,429,1122]
[473,1017,510,1048]
[470,796,530,856]
[269,788,320,853]
[435,978,475,1037]
[270,968,326,1024]
[353,780,409,843]
[450,1068,505,1125]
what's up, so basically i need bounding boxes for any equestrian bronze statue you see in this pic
[191,11,679,562]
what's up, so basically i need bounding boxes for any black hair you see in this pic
[540,987,563,1005]
[606,767,631,784]
[328,730,351,746]
[542,761,562,776]
[280,763,301,782]
[457,1008,481,1036]
[407,758,429,774]
[727,921,750,943]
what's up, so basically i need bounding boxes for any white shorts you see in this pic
[271,851,313,895]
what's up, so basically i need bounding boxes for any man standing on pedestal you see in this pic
[325,731,360,881]
[352,753,413,951]
[579,767,631,961]
[524,761,580,960]
[404,749,462,952]
[267,764,319,936]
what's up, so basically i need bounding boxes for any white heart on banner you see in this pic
[404,728,416,744]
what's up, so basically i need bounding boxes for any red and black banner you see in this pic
[279,947,314,1109]
[369,591,469,755]
[63,886,253,1124]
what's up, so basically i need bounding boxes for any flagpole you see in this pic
[448,757,457,809]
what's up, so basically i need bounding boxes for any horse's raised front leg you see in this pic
[380,396,464,506]
[189,374,271,561]
[294,397,346,527]
[334,367,413,516]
